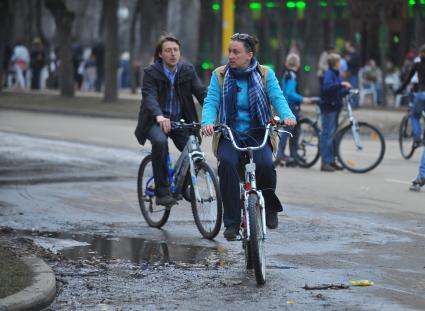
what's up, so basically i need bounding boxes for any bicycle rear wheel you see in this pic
[137,155,170,228]
[336,122,385,173]
[190,161,223,239]
[291,119,320,168]
[247,193,266,285]
[399,115,415,159]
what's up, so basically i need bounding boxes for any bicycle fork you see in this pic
[347,103,363,150]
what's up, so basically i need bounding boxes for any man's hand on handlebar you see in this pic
[156,115,171,134]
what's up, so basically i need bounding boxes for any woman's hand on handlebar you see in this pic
[283,118,297,127]
[156,115,171,134]
[201,124,215,136]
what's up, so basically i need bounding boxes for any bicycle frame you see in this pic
[342,90,363,150]
[144,128,207,204]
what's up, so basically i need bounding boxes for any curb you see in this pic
[0,257,56,311]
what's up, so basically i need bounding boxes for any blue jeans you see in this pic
[217,132,283,227]
[349,75,359,107]
[419,147,425,178]
[410,92,425,141]
[320,110,339,164]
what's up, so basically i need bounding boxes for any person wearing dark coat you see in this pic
[134,34,206,207]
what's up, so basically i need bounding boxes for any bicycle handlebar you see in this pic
[171,120,201,130]
[214,123,293,152]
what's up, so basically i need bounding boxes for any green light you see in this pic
[249,2,262,9]
[202,62,209,70]
[265,2,276,8]
[287,1,296,8]
[408,0,415,5]
[319,1,327,7]
[335,1,348,6]
[296,1,306,8]
[263,64,275,70]
[212,3,220,10]
[393,35,400,44]
[304,65,311,72]
[421,0,425,4]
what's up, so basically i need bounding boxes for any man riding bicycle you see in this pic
[201,33,296,240]
[397,44,425,148]
[135,34,206,207]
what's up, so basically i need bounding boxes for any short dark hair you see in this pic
[231,33,259,55]
[154,33,181,62]
[420,44,425,54]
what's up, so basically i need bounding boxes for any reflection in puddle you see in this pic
[24,231,222,265]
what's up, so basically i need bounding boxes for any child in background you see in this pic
[274,53,312,166]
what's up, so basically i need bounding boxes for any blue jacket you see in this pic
[202,68,295,134]
[281,69,303,116]
[320,68,349,112]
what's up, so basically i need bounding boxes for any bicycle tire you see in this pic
[398,115,415,159]
[190,161,223,239]
[336,122,385,173]
[137,155,170,228]
[291,118,320,168]
[247,193,266,285]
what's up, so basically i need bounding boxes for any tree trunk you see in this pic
[0,0,13,93]
[103,0,118,102]
[302,0,323,95]
[379,3,387,106]
[415,3,425,50]
[45,0,75,97]
[129,0,142,94]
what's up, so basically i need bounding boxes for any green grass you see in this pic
[0,245,32,298]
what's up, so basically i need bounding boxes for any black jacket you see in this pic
[135,61,206,145]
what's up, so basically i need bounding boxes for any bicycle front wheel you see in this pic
[291,118,320,168]
[399,115,415,159]
[247,193,266,285]
[336,122,385,173]
[137,155,170,228]
[190,161,223,239]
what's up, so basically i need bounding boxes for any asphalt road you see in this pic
[0,109,424,310]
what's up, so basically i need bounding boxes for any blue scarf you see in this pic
[219,58,271,130]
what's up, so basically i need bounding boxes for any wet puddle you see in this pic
[22,231,222,265]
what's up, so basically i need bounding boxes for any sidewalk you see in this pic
[0,228,56,311]
[0,88,407,138]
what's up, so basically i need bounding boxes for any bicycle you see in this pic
[214,120,291,285]
[289,97,321,168]
[137,121,223,239]
[398,93,425,159]
[291,90,386,173]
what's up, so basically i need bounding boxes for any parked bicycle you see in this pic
[215,119,291,285]
[290,90,385,173]
[137,121,223,239]
[289,97,321,168]
[398,93,425,159]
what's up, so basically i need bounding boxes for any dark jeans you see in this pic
[147,125,189,197]
[31,68,41,89]
[320,110,339,164]
[410,91,425,141]
[217,132,283,227]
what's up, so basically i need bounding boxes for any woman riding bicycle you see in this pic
[201,33,296,240]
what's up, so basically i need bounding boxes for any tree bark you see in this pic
[45,0,75,97]
[103,0,119,102]
[129,0,142,94]
[0,0,13,93]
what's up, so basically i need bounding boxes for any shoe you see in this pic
[155,195,177,207]
[266,211,278,229]
[331,162,344,171]
[409,176,425,192]
[413,138,422,149]
[273,158,284,167]
[223,224,240,241]
[320,163,335,172]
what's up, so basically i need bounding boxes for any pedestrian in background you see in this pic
[11,40,30,88]
[319,53,351,172]
[30,38,46,90]
[275,53,312,166]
